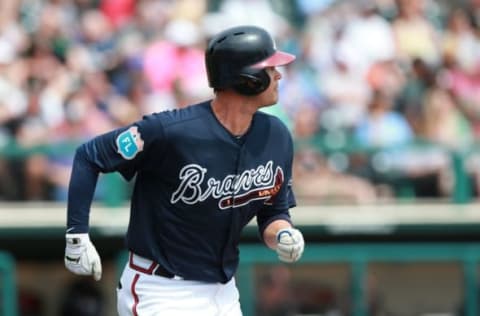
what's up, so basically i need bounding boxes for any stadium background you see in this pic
[1,0,480,315]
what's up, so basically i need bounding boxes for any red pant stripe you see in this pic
[131,273,140,316]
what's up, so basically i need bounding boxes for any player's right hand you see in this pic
[64,233,102,281]
[275,228,305,263]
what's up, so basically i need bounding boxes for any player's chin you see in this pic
[271,95,279,105]
[257,90,278,107]
[260,100,278,108]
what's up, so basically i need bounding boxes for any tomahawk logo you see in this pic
[171,161,284,209]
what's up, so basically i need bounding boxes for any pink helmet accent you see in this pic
[251,51,296,69]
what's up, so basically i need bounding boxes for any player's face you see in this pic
[257,67,282,107]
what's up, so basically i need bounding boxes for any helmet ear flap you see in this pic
[233,70,270,96]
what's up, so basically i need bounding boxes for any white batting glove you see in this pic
[65,233,102,281]
[276,228,304,263]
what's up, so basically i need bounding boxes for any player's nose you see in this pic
[273,68,282,80]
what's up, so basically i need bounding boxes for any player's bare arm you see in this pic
[263,219,292,249]
[264,219,305,263]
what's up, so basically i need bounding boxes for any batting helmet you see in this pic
[205,25,295,96]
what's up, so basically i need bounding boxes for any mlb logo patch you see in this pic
[116,126,144,160]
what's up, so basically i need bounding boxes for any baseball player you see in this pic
[64,25,305,316]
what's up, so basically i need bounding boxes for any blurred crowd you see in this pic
[1,0,480,204]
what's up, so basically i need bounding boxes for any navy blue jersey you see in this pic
[67,100,296,283]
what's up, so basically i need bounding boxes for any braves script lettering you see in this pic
[171,160,283,209]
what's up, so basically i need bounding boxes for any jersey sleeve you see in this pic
[66,114,166,233]
[256,130,296,238]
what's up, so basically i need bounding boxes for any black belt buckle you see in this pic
[154,264,175,279]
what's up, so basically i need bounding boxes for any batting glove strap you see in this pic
[275,228,305,263]
[65,233,102,281]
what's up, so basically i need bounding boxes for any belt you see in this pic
[129,252,175,279]
[153,263,175,278]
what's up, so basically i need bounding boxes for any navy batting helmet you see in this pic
[205,25,295,96]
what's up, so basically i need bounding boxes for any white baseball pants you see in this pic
[116,252,243,316]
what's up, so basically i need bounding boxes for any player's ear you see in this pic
[234,71,270,95]
[239,74,262,88]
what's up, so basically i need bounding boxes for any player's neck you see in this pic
[211,95,257,137]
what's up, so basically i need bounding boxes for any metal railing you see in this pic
[0,251,17,316]
[1,138,479,204]
[238,243,480,316]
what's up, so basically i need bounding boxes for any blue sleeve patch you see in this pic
[116,126,144,160]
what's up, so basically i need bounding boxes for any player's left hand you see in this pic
[64,233,102,281]
[275,227,304,263]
